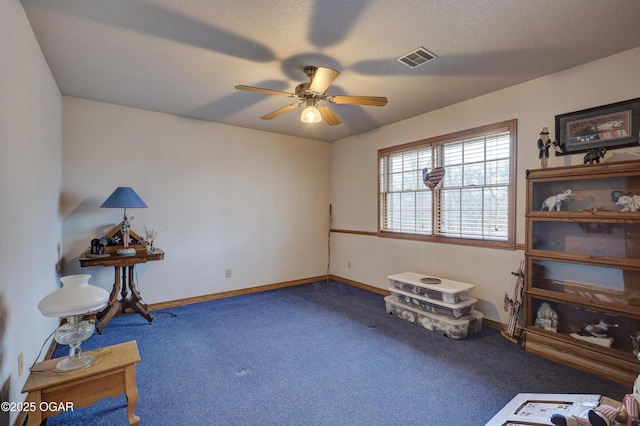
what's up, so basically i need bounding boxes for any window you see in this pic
[378,119,516,249]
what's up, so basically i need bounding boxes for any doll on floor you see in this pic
[550,402,625,426]
[551,372,640,426]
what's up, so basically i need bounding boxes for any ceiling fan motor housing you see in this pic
[303,66,318,80]
[295,82,312,97]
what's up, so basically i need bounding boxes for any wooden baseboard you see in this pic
[328,275,390,296]
[148,275,328,311]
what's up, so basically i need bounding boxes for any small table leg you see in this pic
[96,267,124,334]
[125,364,140,426]
[96,265,154,332]
[26,393,42,426]
[121,266,154,325]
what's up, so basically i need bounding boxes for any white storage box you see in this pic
[389,287,477,318]
[388,272,475,304]
[385,296,483,339]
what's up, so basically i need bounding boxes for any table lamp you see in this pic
[100,187,148,255]
[38,274,109,372]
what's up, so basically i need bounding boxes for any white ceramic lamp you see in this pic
[38,274,109,372]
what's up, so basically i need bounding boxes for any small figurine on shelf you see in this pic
[534,302,558,332]
[631,331,640,356]
[115,215,137,256]
[569,320,618,348]
[610,190,640,212]
[89,237,108,256]
[580,320,618,337]
[141,226,165,253]
[541,189,573,211]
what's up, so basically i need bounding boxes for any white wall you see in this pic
[329,47,640,324]
[0,1,62,423]
[61,98,331,304]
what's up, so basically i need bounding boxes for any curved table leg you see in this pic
[125,364,140,426]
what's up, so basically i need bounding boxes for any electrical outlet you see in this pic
[226,269,232,278]
[18,352,23,377]
[348,261,352,268]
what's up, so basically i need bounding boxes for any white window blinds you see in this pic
[379,120,516,248]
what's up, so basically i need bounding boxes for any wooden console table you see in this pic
[80,249,164,333]
[22,341,141,425]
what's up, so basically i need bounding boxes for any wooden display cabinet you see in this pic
[524,159,640,387]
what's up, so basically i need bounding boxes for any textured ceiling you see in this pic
[21,0,640,142]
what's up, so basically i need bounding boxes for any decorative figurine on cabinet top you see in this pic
[541,189,573,211]
[583,147,607,164]
[536,127,563,168]
[537,127,552,168]
[534,302,558,332]
[611,190,640,212]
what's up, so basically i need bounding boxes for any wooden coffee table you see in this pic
[22,340,140,425]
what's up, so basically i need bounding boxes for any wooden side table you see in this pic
[22,340,141,425]
[79,249,164,333]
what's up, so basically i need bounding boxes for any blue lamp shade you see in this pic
[100,187,148,209]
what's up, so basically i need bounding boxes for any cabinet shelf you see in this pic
[524,159,640,387]
[526,326,638,361]
[527,211,640,220]
[527,251,640,269]
[525,288,640,320]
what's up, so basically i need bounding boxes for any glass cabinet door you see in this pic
[529,258,640,306]
[530,220,640,259]
[529,297,640,355]
[530,175,640,213]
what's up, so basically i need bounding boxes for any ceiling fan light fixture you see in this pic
[300,99,322,124]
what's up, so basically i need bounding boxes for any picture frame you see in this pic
[555,97,640,155]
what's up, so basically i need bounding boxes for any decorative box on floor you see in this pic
[389,287,477,318]
[485,393,620,426]
[385,272,482,339]
[385,296,483,339]
[388,272,475,303]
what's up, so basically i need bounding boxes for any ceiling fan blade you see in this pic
[317,104,342,126]
[235,85,295,97]
[260,103,301,120]
[309,67,340,94]
[329,95,388,106]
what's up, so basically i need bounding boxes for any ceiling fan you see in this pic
[235,66,388,126]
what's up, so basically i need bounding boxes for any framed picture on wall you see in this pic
[555,97,640,155]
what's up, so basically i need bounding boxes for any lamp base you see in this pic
[116,248,137,256]
[55,353,95,373]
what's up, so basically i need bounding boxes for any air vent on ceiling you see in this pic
[396,47,437,69]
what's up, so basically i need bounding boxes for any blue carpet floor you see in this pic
[44,280,628,425]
